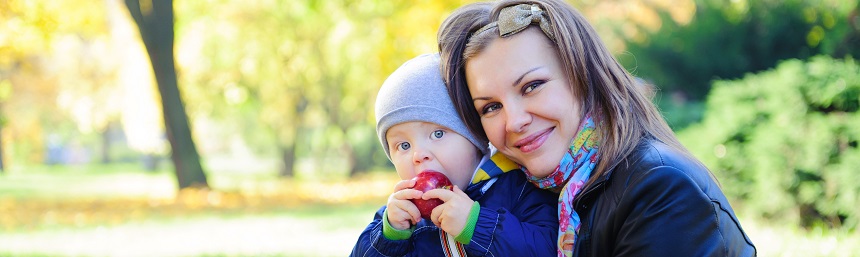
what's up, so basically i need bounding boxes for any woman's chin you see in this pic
[524,160,556,178]
[504,148,561,178]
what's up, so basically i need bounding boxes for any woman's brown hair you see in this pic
[439,0,707,185]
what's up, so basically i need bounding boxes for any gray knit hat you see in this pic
[375,53,488,159]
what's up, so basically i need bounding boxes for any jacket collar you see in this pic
[573,137,653,206]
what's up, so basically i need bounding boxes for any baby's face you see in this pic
[386,121,482,189]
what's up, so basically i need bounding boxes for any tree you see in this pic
[620,0,858,99]
[124,0,207,189]
[0,0,96,168]
[0,80,8,172]
[172,0,313,178]
[567,0,858,129]
[619,0,858,110]
[169,0,479,178]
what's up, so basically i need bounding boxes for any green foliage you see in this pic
[621,0,859,130]
[678,56,860,230]
[173,0,473,176]
[624,0,858,101]
[0,0,115,165]
[655,96,705,130]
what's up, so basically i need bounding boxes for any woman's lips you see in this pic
[514,127,553,153]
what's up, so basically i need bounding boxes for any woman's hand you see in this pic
[423,185,475,237]
[386,179,423,230]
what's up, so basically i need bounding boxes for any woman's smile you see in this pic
[514,127,553,153]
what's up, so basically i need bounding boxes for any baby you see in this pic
[351,53,558,256]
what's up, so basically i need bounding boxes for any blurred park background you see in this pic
[0,0,858,256]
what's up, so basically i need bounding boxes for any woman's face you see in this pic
[465,27,581,178]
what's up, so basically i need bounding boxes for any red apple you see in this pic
[409,170,453,220]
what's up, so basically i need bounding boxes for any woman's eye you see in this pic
[432,130,445,139]
[481,103,502,115]
[397,142,411,151]
[523,80,545,94]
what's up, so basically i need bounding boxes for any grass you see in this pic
[742,217,860,257]
[0,163,176,200]
[0,203,381,257]
[1,162,858,256]
[0,162,397,257]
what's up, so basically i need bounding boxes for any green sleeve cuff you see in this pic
[382,208,414,240]
[455,201,480,244]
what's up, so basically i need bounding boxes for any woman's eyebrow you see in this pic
[512,67,543,87]
[472,66,544,102]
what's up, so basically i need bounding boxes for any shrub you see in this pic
[678,56,860,230]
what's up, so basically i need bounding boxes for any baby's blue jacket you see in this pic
[350,165,559,256]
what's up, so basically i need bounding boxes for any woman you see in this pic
[438,0,757,256]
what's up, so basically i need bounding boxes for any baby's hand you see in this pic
[386,179,423,230]
[422,185,474,237]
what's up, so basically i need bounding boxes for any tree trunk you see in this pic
[279,144,296,177]
[346,143,359,177]
[142,153,159,172]
[101,123,111,164]
[0,122,4,173]
[347,142,373,177]
[124,0,208,189]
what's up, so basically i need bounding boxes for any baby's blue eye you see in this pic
[397,142,411,151]
[432,130,445,139]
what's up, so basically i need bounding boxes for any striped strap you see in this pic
[440,230,466,257]
[471,152,519,184]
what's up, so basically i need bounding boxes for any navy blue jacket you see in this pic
[351,170,559,256]
[572,138,756,256]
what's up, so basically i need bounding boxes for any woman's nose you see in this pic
[505,103,531,133]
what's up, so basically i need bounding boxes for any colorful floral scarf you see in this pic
[522,114,599,257]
